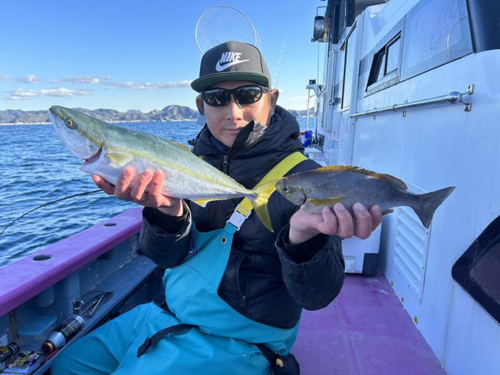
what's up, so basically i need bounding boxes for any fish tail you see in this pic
[248,179,280,232]
[413,186,455,229]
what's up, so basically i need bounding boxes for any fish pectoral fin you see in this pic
[106,153,133,167]
[306,197,345,206]
[381,209,394,216]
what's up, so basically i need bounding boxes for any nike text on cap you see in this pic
[191,41,271,92]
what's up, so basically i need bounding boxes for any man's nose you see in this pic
[225,95,243,120]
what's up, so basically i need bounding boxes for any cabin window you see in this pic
[375,53,386,82]
[367,34,401,88]
[386,37,401,74]
[401,0,472,80]
[452,215,500,324]
[341,24,357,110]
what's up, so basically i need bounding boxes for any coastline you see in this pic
[0,119,198,126]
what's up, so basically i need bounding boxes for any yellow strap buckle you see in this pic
[226,152,307,231]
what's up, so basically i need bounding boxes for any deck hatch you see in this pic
[393,205,431,303]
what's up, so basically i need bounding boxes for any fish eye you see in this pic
[65,119,74,128]
[282,185,289,193]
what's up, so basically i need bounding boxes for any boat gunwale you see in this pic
[0,207,143,317]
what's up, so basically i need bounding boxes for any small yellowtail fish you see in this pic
[275,165,455,229]
[49,106,276,231]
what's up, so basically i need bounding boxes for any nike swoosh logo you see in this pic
[215,59,250,72]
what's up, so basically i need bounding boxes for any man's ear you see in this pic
[270,89,279,109]
[196,95,204,115]
[268,89,279,115]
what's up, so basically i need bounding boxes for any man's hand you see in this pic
[92,167,183,217]
[289,203,382,245]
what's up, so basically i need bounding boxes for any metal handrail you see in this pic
[350,85,474,118]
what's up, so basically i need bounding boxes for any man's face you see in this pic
[197,80,279,148]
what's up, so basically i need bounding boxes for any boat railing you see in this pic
[350,85,474,118]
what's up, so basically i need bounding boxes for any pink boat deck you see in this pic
[292,272,446,375]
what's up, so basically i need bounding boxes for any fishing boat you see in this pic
[303,0,499,373]
[1,0,498,374]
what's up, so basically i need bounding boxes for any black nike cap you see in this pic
[191,41,271,92]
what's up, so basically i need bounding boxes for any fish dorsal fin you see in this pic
[314,165,408,190]
[165,139,190,153]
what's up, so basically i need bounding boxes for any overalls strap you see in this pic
[227,151,307,231]
[137,324,195,357]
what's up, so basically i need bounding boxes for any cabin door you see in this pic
[326,21,361,166]
[338,22,361,165]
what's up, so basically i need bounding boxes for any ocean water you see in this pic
[0,121,202,268]
[0,118,311,268]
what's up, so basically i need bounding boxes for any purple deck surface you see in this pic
[0,208,143,317]
[292,272,446,375]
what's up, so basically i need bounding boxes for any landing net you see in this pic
[195,5,259,54]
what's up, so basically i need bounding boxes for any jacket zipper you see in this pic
[222,155,229,174]
[234,255,247,308]
[242,256,252,308]
[207,155,229,228]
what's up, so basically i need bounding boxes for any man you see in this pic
[53,41,381,374]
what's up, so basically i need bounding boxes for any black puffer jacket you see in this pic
[140,106,345,329]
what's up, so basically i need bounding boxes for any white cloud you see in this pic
[46,75,190,90]
[108,81,153,90]
[0,75,11,82]
[157,80,192,88]
[40,88,91,97]
[7,89,38,100]
[17,75,41,84]
[6,87,91,100]
[53,76,101,85]
[104,79,191,90]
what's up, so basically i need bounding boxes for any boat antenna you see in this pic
[195,5,259,55]
[0,189,101,237]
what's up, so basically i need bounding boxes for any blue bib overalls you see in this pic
[52,152,306,374]
[52,221,299,375]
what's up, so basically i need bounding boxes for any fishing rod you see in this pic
[273,33,287,89]
[0,189,102,237]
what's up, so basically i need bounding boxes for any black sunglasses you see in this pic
[201,85,270,107]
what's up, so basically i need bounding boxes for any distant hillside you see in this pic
[288,108,315,118]
[0,106,314,124]
[0,105,199,124]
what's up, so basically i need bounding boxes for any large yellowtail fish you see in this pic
[49,106,276,231]
[275,166,455,229]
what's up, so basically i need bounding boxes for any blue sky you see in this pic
[0,0,327,112]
